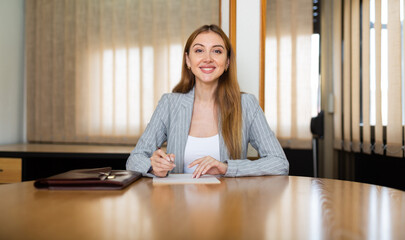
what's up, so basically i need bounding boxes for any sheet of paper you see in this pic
[153,174,221,185]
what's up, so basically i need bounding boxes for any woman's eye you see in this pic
[195,49,203,53]
[214,49,222,54]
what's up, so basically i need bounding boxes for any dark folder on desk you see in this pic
[34,167,142,190]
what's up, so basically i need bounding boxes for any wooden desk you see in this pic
[0,176,404,239]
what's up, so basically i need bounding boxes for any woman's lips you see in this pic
[200,67,216,74]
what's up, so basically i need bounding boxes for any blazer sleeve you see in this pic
[225,95,289,177]
[126,94,169,176]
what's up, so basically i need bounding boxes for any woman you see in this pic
[126,24,289,178]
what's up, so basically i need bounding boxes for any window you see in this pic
[264,0,320,149]
[333,0,404,157]
[26,0,219,145]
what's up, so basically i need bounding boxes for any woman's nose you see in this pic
[203,52,213,62]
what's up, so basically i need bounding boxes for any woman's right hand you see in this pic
[150,149,176,177]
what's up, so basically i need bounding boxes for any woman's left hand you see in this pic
[188,156,228,178]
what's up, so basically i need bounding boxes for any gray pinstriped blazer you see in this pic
[126,88,289,177]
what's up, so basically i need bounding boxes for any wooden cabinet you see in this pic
[0,158,22,183]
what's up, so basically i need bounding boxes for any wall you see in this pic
[236,0,260,98]
[222,0,260,99]
[0,0,25,144]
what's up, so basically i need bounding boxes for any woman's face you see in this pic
[186,31,229,85]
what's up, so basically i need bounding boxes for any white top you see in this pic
[183,134,221,174]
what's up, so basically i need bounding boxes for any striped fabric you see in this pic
[126,88,289,177]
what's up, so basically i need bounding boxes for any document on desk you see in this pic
[153,174,221,185]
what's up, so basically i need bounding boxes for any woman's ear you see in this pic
[186,52,191,69]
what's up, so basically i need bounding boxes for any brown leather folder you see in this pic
[34,167,142,190]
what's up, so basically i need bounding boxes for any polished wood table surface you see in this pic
[0,176,404,240]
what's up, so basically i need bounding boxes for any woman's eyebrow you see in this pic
[192,43,204,48]
[192,43,225,49]
[212,45,225,49]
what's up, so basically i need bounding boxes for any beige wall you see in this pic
[0,0,25,144]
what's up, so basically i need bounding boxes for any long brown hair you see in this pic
[173,24,242,159]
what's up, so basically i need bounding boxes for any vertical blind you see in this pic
[333,0,404,158]
[265,0,315,149]
[26,0,219,145]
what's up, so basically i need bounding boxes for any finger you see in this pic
[202,160,220,174]
[201,163,213,175]
[153,165,173,173]
[195,165,209,178]
[199,158,222,177]
[194,167,203,178]
[188,161,196,168]
[155,149,171,162]
[190,159,204,178]
[163,156,176,166]
[168,153,175,163]
[193,160,210,178]
[151,158,175,172]
[191,157,213,178]
[155,159,176,169]
[198,161,214,177]
[188,157,204,168]
[155,164,174,171]
[152,149,163,157]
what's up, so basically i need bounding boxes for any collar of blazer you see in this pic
[180,87,195,108]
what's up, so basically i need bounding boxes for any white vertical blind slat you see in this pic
[351,0,361,152]
[294,0,313,148]
[333,0,343,150]
[374,0,384,154]
[343,0,352,151]
[362,0,371,154]
[386,0,403,157]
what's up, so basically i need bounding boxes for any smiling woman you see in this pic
[126,25,289,179]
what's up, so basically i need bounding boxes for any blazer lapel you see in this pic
[175,88,195,173]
